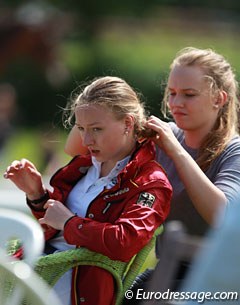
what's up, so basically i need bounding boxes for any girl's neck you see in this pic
[184,130,207,149]
[184,118,217,149]
[100,161,115,177]
[100,140,137,177]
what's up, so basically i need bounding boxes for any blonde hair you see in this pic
[162,47,240,171]
[64,76,155,139]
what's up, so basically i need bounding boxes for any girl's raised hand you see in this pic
[3,158,44,197]
[146,115,182,158]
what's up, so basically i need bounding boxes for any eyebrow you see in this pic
[75,122,102,127]
[168,87,201,93]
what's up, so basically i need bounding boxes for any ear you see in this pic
[124,114,135,131]
[214,90,227,109]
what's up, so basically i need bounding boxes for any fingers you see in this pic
[4,160,21,178]
[21,158,37,170]
[39,200,55,228]
[3,158,38,179]
[43,199,55,209]
[146,116,159,130]
[147,116,169,132]
[145,116,162,140]
[147,115,165,127]
[40,200,73,230]
[145,116,173,146]
[38,218,45,224]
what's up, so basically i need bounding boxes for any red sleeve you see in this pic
[27,190,60,240]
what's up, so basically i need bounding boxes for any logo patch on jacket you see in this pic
[137,192,155,208]
[103,188,129,200]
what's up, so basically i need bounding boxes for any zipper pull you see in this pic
[102,202,111,214]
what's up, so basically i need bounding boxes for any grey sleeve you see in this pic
[210,138,240,205]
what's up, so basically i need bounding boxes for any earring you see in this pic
[213,104,219,109]
[124,128,129,135]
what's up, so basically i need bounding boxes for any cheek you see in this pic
[168,102,174,112]
[100,131,120,145]
[168,96,174,106]
[103,132,125,149]
[192,98,212,113]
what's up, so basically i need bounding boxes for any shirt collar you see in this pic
[91,155,130,181]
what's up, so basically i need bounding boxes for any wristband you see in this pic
[64,214,78,228]
[26,192,49,205]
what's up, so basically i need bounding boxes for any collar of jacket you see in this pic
[117,139,156,180]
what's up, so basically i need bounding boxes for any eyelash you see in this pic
[169,93,195,97]
[77,127,102,132]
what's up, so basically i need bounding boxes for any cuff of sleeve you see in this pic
[26,191,49,211]
[64,215,78,228]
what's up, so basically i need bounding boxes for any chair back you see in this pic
[0,208,44,266]
[0,249,63,305]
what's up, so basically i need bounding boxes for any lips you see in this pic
[173,111,186,115]
[90,149,100,155]
[173,111,187,118]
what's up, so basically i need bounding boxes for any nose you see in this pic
[169,94,184,108]
[82,131,94,146]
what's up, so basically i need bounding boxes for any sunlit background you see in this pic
[1,0,240,175]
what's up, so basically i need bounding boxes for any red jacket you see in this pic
[30,140,172,305]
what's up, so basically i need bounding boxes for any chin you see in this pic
[93,156,104,162]
[175,121,190,130]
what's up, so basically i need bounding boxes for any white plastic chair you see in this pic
[0,208,44,266]
[0,208,63,305]
[0,249,63,305]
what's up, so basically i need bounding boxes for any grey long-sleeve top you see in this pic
[156,122,240,236]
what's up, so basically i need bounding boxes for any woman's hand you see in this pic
[3,158,45,198]
[39,199,75,230]
[146,115,182,158]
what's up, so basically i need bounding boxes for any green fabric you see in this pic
[35,247,126,303]
[24,225,162,305]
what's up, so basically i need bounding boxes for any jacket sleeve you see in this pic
[63,184,171,262]
[27,190,61,241]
